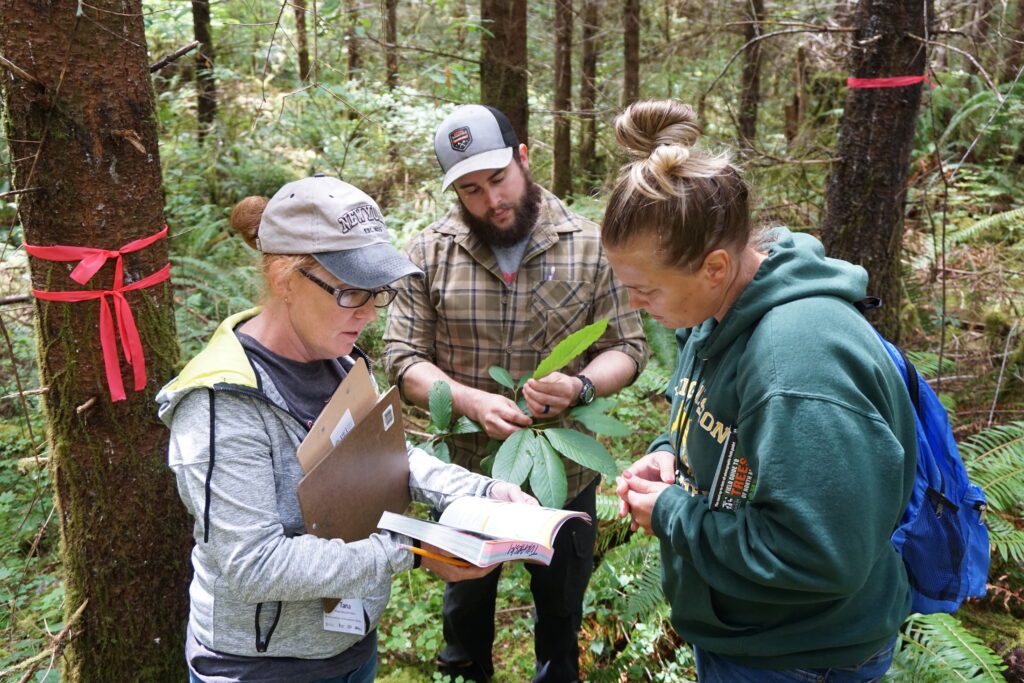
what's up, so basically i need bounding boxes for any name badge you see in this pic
[323,598,366,635]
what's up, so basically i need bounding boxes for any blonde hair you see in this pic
[229,196,318,298]
[602,100,751,271]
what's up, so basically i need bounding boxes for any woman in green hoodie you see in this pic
[603,100,918,682]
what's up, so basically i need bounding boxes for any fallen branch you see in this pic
[0,599,89,679]
[149,40,199,73]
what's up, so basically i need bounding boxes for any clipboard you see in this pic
[296,386,411,612]
[296,357,378,473]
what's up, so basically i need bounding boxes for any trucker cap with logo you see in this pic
[434,104,520,191]
[257,174,422,289]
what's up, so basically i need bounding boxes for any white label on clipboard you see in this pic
[330,409,356,447]
[382,404,395,430]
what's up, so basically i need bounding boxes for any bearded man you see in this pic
[384,104,648,683]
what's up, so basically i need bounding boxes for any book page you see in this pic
[438,497,589,547]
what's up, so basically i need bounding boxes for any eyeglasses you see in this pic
[297,268,398,308]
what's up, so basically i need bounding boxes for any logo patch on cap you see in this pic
[449,126,473,153]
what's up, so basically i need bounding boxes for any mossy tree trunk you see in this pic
[0,0,192,679]
[821,0,932,342]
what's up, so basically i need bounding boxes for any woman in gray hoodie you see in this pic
[157,175,531,683]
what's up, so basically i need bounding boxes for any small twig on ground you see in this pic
[987,321,1020,429]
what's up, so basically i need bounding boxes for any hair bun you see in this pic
[614,100,701,158]
[230,196,268,250]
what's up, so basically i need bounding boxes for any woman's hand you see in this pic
[488,481,539,506]
[616,451,675,530]
[418,542,500,581]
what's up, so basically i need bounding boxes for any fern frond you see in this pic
[989,528,1024,565]
[895,613,1007,681]
[595,494,621,523]
[949,207,1024,244]
[958,421,1024,514]
[906,351,957,378]
[624,560,664,622]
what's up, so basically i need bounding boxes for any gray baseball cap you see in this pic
[257,175,423,289]
[434,104,520,191]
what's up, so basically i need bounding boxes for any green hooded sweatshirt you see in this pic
[649,228,917,669]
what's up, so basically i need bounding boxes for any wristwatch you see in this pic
[575,374,596,406]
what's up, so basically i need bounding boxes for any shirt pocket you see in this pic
[527,280,594,354]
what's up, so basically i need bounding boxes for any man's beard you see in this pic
[459,179,542,248]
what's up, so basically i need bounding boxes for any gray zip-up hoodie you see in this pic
[156,308,493,660]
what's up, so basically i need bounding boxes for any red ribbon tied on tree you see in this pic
[847,74,937,88]
[24,226,171,402]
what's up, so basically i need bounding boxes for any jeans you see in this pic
[437,478,599,683]
[693,636,898,683]
[186,644,377,683]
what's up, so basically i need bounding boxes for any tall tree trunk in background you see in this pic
[481,0,529,143]
[192,0,217,142]
[784,46,808,147]
[738,0,765,145]
[0,0,191,678]
[623,0,640,105]
[384,0,398,88]
[294,0,311,82]
[552,0,573,198]
[1002,0,1024,83]
[579,0,601,193]
[345,0,362,80]
[821,0,931,342]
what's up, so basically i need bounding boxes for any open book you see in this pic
[378,497,591,567]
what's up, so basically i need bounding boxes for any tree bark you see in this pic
[738,0,765,145]
[481,0,529,143]
[783,46,808,147]
[294,0,311,82]
[552,0,573,198]
[0,0,191,679]
[192,0,217,142]
[345,0,362,80]
[579,0,601,193]
[623,0,640,106]
[384,0,398,89]
[1002,0,1024,83]
[821,0,932,342]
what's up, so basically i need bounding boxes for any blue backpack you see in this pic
[874,330,990,614]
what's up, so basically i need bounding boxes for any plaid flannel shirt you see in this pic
[384,188,649,500]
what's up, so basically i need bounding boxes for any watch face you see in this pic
[579,376,595,405]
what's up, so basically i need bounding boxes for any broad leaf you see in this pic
[428,381,452,431]
[517,374,531,389]
[492,428,536,485]
[488,366,515,390]
[451,416,483,434]
[479,454,495,477]
[529,438,567,508]
[570,410,631,437]
[532,318,609,380]
[543,428,618,478]
[432,441,451,463]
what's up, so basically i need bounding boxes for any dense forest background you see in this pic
[1,0,1023,680]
